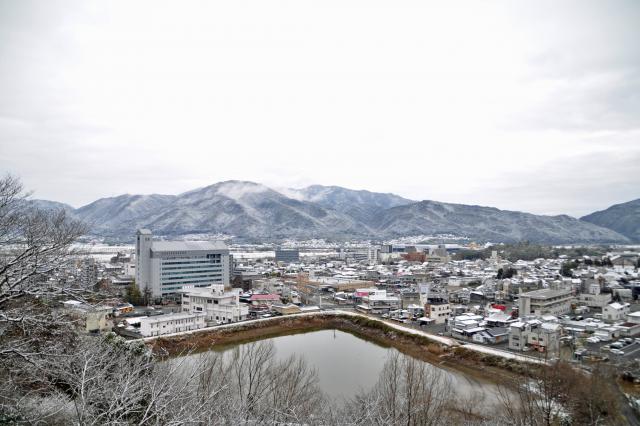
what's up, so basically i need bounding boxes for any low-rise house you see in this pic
[273,303,302,315]
[63,300,113,333]
[424,301,451,324]
[248,293,281,310]
[615,322,640,337]
[450,313,487,340]
[485,312,518,328]
[603,302,630,322]
[356,289,400,314]
[139,312,205,337]
[627,312,640,325]
[471,327,509,344]
[578,292,612,309]
[509,319,560,354]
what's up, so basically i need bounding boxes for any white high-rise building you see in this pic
[135,229,231,298]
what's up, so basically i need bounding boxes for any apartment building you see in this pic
[518,288,572,317]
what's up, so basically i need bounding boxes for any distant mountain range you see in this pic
[29,180,637,244]
[581,198,640,243]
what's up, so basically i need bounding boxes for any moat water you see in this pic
[188,328,504,404]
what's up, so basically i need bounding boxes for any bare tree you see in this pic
[494,360,621,426]
[345,352,458,426]
[265,354,325,424]
[0,175,87,364]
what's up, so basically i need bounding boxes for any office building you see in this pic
[136,229,231,298]
[275,248,300,263]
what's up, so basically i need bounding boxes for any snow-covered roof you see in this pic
[151,240,228,252]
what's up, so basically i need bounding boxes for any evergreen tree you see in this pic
[125,281,142,305]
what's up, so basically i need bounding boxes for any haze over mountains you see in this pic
[30,181,636,244]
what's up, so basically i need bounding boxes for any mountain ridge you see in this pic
[581,198,640,242]
[28,181,632,244]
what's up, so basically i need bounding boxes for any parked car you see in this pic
[611,342,625,349]
[601,345,611,352]
[624,338,634,344]
[610,349,625,355]
[594,334,611,342]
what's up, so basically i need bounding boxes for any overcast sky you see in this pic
[1,0,639,216]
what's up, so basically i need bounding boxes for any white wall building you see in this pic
[518,289,572,317]
[509,319,560,354]
[181,284,249,324]
[424,301,451,324]
[136,229,231,298]
[356,289,400,314]
[602,302,630,322]
[139,312,205,337]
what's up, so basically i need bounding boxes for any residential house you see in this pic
[509,319,560,354]
[603,302,630,322]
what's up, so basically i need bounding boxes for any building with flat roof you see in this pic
[275,248,300,263]
[509,319,560,354]
[139,312,205,337]
[424,301,451,324]
[136,229,231,298]
[181,284,248,324]
[356,289,400,314]
[518,288,572,317]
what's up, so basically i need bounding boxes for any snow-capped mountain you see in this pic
[33,181,632,243]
